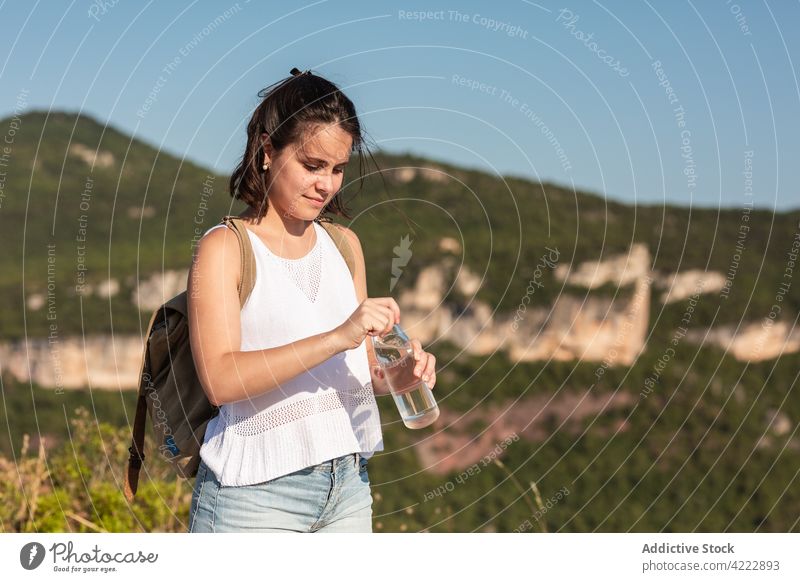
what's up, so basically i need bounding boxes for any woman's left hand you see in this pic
[369,338,437,395]
[409,338,436,389]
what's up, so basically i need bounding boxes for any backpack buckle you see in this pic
[128,445,145,469]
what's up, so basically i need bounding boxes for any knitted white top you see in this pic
[198,220,384,486]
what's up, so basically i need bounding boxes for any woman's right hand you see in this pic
[332,297,401,352]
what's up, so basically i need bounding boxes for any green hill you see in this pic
[1,111,797,338]
[0,110,798,532]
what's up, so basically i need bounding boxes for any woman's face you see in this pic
[262,123,353,221]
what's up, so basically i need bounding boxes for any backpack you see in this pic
[124,215,356,502]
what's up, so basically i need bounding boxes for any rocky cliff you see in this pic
[3,240,797,390]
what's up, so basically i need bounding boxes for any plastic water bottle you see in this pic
[371,324,440,429]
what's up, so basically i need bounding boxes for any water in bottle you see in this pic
[372,324,440,429]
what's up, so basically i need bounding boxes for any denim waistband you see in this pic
[310,452,360,474]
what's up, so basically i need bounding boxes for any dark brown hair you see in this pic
[229,67,376,221]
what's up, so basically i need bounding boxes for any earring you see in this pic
[262,161,270,171]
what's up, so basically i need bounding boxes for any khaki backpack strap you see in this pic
[318,220,356,278]
[221,216,257,307]
[124,305,161,503]
[123,392,149,502]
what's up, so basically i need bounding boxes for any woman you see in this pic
[186,68,437,533]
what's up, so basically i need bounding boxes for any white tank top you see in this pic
[199,220,384,486]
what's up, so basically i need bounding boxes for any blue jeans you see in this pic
[188,452,373,532]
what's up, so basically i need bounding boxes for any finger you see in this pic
[373,297,401,325]
[413,352,429,377]
[367,306,394,336]
[389,297,401,324]
[386,312,396,334]
[410,338,423,359]
[381,311,394,335]
[423,355,436,382]
[373,305,394,335]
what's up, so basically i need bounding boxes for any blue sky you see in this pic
[1,0,798,210]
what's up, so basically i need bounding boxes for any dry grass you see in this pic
[0,407,193,532]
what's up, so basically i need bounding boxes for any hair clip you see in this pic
[290,67,309,77]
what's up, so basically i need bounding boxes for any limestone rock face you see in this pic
[656,269,727,304]
[95,278,120,298]
[686,320,800,362]
[0,335,145,390]
[398,241,798,367]
[554,243,650,288]
[507,275,651,365]
[389,166,449,184]
[4,240,797,391]
[438,237,462,254]
[69,143,115,168]
[26,293,45,310]
[133,269,188,312]
[401,245,652,366]
[28,278,120,307]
